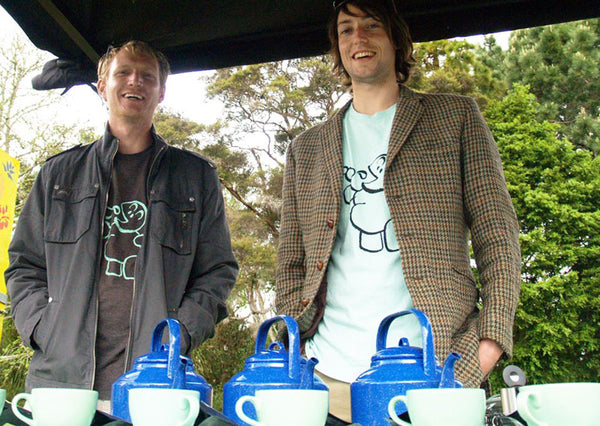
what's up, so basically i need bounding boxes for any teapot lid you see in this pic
[134,346,192,365]
[245,341,290,365]
[371,337,428,362]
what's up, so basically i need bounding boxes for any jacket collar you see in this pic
[321,85,423,169]
[95,124,168,178]
[97,124,167,158]
[387,85,423,164]
[318,85,423,201]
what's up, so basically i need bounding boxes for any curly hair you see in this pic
[328,0,415,88]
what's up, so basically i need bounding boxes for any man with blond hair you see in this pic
[7,40,238,411]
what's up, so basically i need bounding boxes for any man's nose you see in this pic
[352,27,368,43]
[128,71,143,86]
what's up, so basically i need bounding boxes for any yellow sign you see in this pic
[0,149,20,343]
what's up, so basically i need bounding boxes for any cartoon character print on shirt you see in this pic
[343,153,399,253]
[103,201,147,280]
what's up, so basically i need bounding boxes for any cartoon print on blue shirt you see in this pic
[103,201,147,279]
[343,153,399,253]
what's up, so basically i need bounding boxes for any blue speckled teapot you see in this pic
[223,315,328,426]
[351,309,462,426]
[111,318,212,422]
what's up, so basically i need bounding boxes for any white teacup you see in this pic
[0,388,6,416]
[235,389,329,426]
[388,388,486,426]
[11,388,98,426]
[516,382,600,426]
[129,388,200,426]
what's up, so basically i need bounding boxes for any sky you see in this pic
[0,6,510,138]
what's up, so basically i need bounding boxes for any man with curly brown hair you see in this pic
[276,1,521,423]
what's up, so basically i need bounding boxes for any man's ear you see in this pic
[97,79,107,101]
[159,86,166,103]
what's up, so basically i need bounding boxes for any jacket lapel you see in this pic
[320,103,349,205]
[319,87,422,200]
[387,85,423,167]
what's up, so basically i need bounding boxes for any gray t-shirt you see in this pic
[94,143,154,399]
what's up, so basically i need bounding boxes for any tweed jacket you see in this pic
[275,85,521,387]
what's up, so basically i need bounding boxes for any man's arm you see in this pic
[462,98,522,361]
[275,142,306,317]
[5,170,50,349]
[176,165,238,350]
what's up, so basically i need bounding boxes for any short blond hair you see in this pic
[97,40,170,88]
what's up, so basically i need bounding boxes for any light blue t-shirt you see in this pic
[305,103,422,383]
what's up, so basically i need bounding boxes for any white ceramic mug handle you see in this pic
[516,393,547,426]
[11,393,34,425]
[177,394,201,426]
[235,395,261,426]
[388,395,411,426]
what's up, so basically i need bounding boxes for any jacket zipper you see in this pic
[91,138,119,391]
[123,143,166,371]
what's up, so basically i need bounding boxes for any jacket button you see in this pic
[301,298,310,307]
[327,219,334,228]
[316,261,323,271]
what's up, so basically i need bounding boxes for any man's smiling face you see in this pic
[98,49,165,125]
[336,3,397,87]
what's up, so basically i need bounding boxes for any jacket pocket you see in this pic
[32,298,57,353]
[150,191,196,255]
[44,184,98,243]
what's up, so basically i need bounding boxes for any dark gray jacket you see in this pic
[6,127,238,391]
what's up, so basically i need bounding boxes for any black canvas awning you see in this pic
[1,0,599,90]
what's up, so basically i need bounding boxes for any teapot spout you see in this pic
[299,357,319,389]
[439,352,461,388]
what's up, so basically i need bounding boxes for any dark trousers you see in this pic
[326,414,352,426]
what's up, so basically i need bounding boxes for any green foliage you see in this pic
[506,19,600,154]
[154,108,203,151]
[193,318,255,411]
[0,317,32,399]
[485,85,600,388]
[226,208,278,318]
[409,38,507,109]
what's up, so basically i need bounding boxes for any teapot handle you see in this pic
[151,318,185,387]
[376,309,436,378]
[255,315,301,381]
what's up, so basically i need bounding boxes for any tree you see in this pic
[484,85,600,388]
[0,34,95,215]
[154,110,279,325]
[409,38,507,109]
[506,19,600,154]
[206,57,346,161]
[199,58,347,324]
[193,318,255,411]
